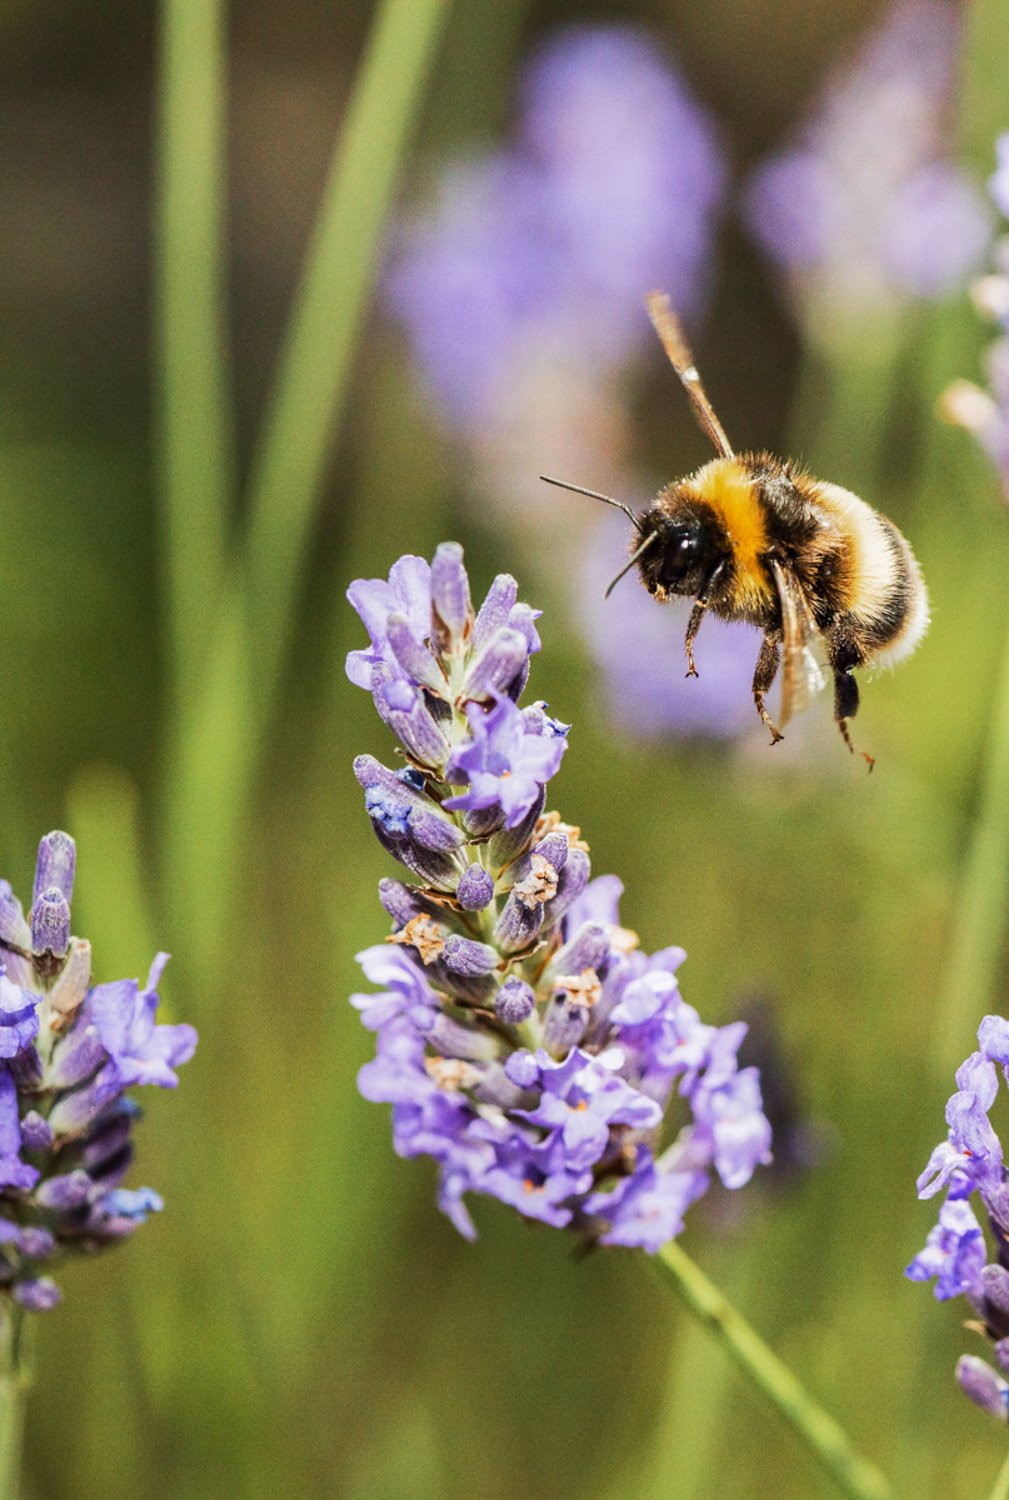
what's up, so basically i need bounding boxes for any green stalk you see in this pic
[0,1307,28,1500]
[154,0,233,716]
[242,0,451,711]
[163,0,450,977]
[988,1449,1009,1500]
[652,1241,892,1500]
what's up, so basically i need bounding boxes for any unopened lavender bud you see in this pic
[372,824,459,891]
[35,1169,91,1211]
[997,1339,1009,1375]
[385,612,447,694]
[495,976,535,1025]
[473,574,518,649]
[406,807,464,855]
[543,994,588,1053]
[460,805,504,838]
[544,847,591,923]
[374,674,449,768]
[957,1355,1009,1420]
[19,1112,52,1153]
[378,878,437,930]
[487,788,546,865]
[426,1012,500,1062]
[0,882,29,951]
[46,938,91,1027]
[551,922,611,979]
[33,831,75,908]
[506,603,542,652]
[463,627,529,700]
[494,892,543,955]
[431,542,472,641]
[983,1264,1009,1324]
[456,865,494,910]
[442,935,499,977]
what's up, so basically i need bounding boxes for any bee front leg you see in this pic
[683,562,726,678]
[752,633,784,745]
[684,603,705,678]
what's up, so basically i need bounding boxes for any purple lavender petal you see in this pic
[13,1278,60,1312]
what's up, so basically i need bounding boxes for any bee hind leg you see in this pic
[752,634,784,745]
[833,667,874,771]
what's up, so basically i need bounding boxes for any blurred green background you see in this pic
[3,0,1009,1495]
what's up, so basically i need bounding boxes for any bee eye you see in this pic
[660,530,700,586]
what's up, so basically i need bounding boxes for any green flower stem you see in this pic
[931,600,1009,1076]
[241,0,451,712]
[162,0,450,979]
[155,0,233,717]
[652,1240,892,1500]
[988,1449,1009,1500]
[0,1307,29,1500]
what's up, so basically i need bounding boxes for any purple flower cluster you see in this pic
[745,0,989,341]
[906,1015,1009,1420]
[388,23,725,432]
[0,832,196,1311]
[348,543,771,1247]
[941,135,1009,500]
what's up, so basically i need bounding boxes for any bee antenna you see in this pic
[539,475,641,531]
[604,532,660,599]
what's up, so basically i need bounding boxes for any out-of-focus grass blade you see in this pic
[66,763,156,984]
[155,0,233,717]
[242,0,452,713]
[161,586,254,981]
[163,0,451,984]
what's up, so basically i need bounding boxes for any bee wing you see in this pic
[769,558,818,728]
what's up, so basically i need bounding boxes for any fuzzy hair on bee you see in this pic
[542,292,929,767]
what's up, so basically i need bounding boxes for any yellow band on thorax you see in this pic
[692,458,774,608]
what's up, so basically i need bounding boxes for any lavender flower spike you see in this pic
[939,134,1009,503]
[906,1012,1009,1417]
[348,543,771,1248]
[0,832,196,1311]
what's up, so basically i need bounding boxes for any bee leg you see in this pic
[833,669,875,771]
[684,603,705,678]
[684,562,727,678]
[752,633,784,745]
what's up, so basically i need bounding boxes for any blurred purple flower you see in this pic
[745,0,990,336]
[348,542,772,1248]
[387,24,725,430]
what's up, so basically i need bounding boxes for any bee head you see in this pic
[634,490,726,600]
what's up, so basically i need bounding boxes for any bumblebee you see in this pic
[543,292,929,766]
